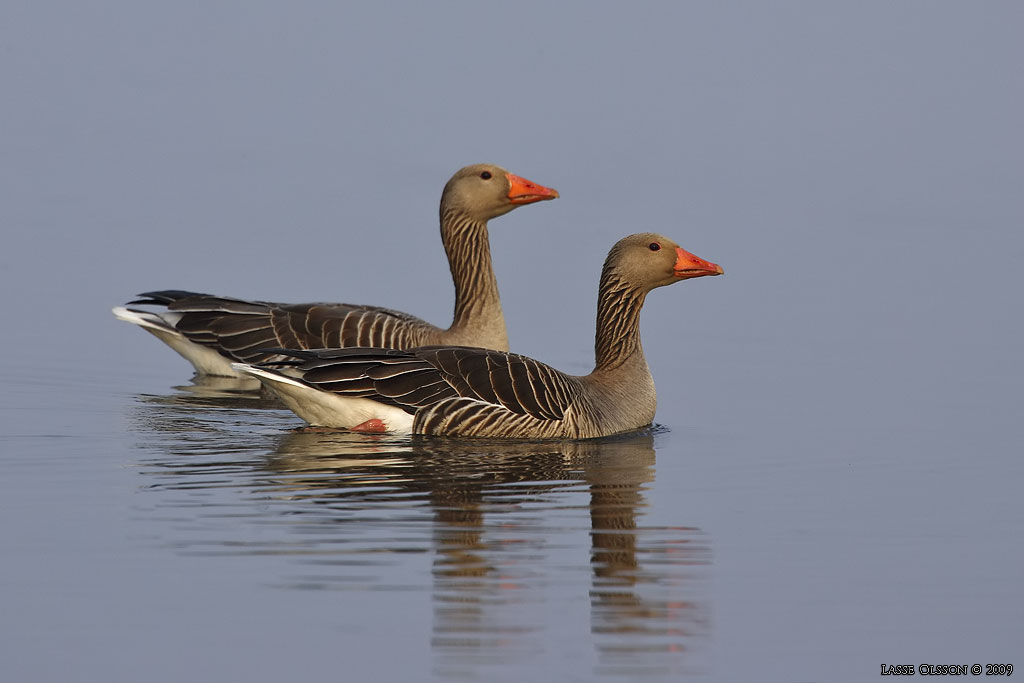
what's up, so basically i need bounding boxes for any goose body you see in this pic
[237,233,723,439]
[114,164,557,377]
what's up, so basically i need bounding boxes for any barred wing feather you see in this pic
[414,347,579,421]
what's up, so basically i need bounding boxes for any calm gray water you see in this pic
[2,3,1022,682]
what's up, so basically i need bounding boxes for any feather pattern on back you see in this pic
[129,292,438,365]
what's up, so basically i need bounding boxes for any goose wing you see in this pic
[268,346,582,421]
[130,291,435,363]
[414,347,580,420]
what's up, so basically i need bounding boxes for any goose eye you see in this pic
[648,242,661,251]
[480,171,492,180]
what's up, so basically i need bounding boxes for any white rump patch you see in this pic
[232,363,415,433]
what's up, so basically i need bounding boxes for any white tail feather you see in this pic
[112,306,176,332]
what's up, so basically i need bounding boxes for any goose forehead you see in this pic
[625,232,676,248]
[458,163,507,177]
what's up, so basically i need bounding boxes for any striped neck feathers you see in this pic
[593,269,648,372]
[441,208,504,336]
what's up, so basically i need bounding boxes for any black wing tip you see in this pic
[128,290,210,306]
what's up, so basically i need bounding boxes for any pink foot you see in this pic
[351,418,387,433]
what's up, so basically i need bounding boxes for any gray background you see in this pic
[2,2,1021,681]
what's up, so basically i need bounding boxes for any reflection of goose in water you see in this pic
[167,375,268,403]
[266,429,710,676]
[128,378,291,455]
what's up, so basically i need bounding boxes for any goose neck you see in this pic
[593,273,647,373]
[441,209,505,340]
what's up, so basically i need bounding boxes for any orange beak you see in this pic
[506,172,559,204]
[673,246,723,279]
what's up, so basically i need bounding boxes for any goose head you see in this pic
[604,232,723,292]
[441,163,559,221]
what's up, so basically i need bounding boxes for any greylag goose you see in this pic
[113,164,558,377]
[235,233,723,439]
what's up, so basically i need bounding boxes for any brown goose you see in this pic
[112,164,558,377]
[235,233,723,439]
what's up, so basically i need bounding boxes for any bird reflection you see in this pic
[268,431,711,675]
[584,446,709,676]
[132,387,710,677]
[142,375,277,410]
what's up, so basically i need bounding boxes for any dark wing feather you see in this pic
[506,357,547,417]
[484,353,524,414]
[130,290,213,306]
[456,352,501,404]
